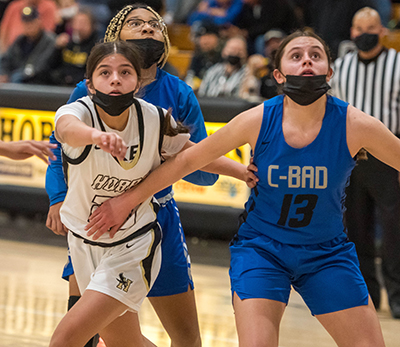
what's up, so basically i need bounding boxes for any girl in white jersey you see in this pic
[85,31,400,346]
[50,40,185,347]
[50,40,255,347]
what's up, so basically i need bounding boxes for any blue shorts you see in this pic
[229,225,369,315]
[62,198,193,297]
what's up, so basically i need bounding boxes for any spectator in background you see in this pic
[331,7,400,319]
[238,53,266,101]
[0,0,12,21]
[198,35,247,97]
[296,0,377,60]
[165,0,201,24]
[47,8,99,86]
[0,0,57,53]
[54,0,79,36]
[108,0,165,17]
[188,0,242,28]
[259,29,286,100]
[76,0,110,35]
[232,0,299,55]
[185,20,222,91]
[0,6,55,84]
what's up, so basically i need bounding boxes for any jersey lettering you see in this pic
[128,145,139,161]
[91,174,142,193]
[268,165,327,189]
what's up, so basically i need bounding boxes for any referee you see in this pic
[331,7,400,319]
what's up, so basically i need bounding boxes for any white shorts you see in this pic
[68,223,162,312]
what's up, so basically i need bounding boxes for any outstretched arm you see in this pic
[45,82,88,233]
[45,133,68,235]
[85,104,263,239]
[0,140,57,164]
[56,115,127,160]
[176,140,258,185]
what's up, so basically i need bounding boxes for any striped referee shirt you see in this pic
[198,62,246,98]
[331,48,400,135]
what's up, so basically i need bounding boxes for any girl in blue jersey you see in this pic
[45,4,256,347]
[85,30,400,346]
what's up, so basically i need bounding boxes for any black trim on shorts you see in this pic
[70,220,158,248]
[141,223,162,288]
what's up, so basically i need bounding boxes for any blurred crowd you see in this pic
[0,0,398,100]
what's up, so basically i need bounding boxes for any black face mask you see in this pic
[126,38,165,69]
[225,55,242,67]
[282,74,331,106]
[92,89,135,117]
[354,33,379,52]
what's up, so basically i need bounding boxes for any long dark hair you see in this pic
[86,41,189,136]
[86,41,142,83]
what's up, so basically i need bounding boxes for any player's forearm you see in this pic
[0,140,14,158]
[56,117,99,147]
[201,156,247,181]
[124,152,198,208]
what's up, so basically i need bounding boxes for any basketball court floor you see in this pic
[0,214,399,347]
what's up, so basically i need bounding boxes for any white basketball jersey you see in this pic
[55,96,189,244]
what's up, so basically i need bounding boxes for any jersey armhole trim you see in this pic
[156,106,164,157]
[62,99,93,165]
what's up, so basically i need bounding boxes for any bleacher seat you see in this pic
[167,24,195,51]
[167,47,193,79]
[381,30,400,51]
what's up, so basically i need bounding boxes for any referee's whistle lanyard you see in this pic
[280,73,331,106]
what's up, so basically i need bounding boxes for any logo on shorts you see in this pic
[116,273,133,293]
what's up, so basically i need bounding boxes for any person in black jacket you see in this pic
[185,20,222,91]
[108,0,164,17]
[47,8,99,86]
[296,0,376,60]
[0,5,55,84]
[232,0,299,55]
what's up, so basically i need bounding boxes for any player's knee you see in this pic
[169,325,201,347]
[171,334,201,347]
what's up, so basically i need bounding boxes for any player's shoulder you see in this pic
[135,97,164,116]
[57,96,93,116]
[158,68,193,93]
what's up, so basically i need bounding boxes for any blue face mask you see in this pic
[92,89,135,117]
[282,74,331,106]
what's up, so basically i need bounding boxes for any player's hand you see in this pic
[244,157,258,188]
[92,131,127,161]
[0,140,57,164]
[85,194,132,240]
[46,202,68,236]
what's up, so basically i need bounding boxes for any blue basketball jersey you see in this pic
[242,95,355,245]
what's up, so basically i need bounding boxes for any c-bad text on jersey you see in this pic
[268,165,328,189]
